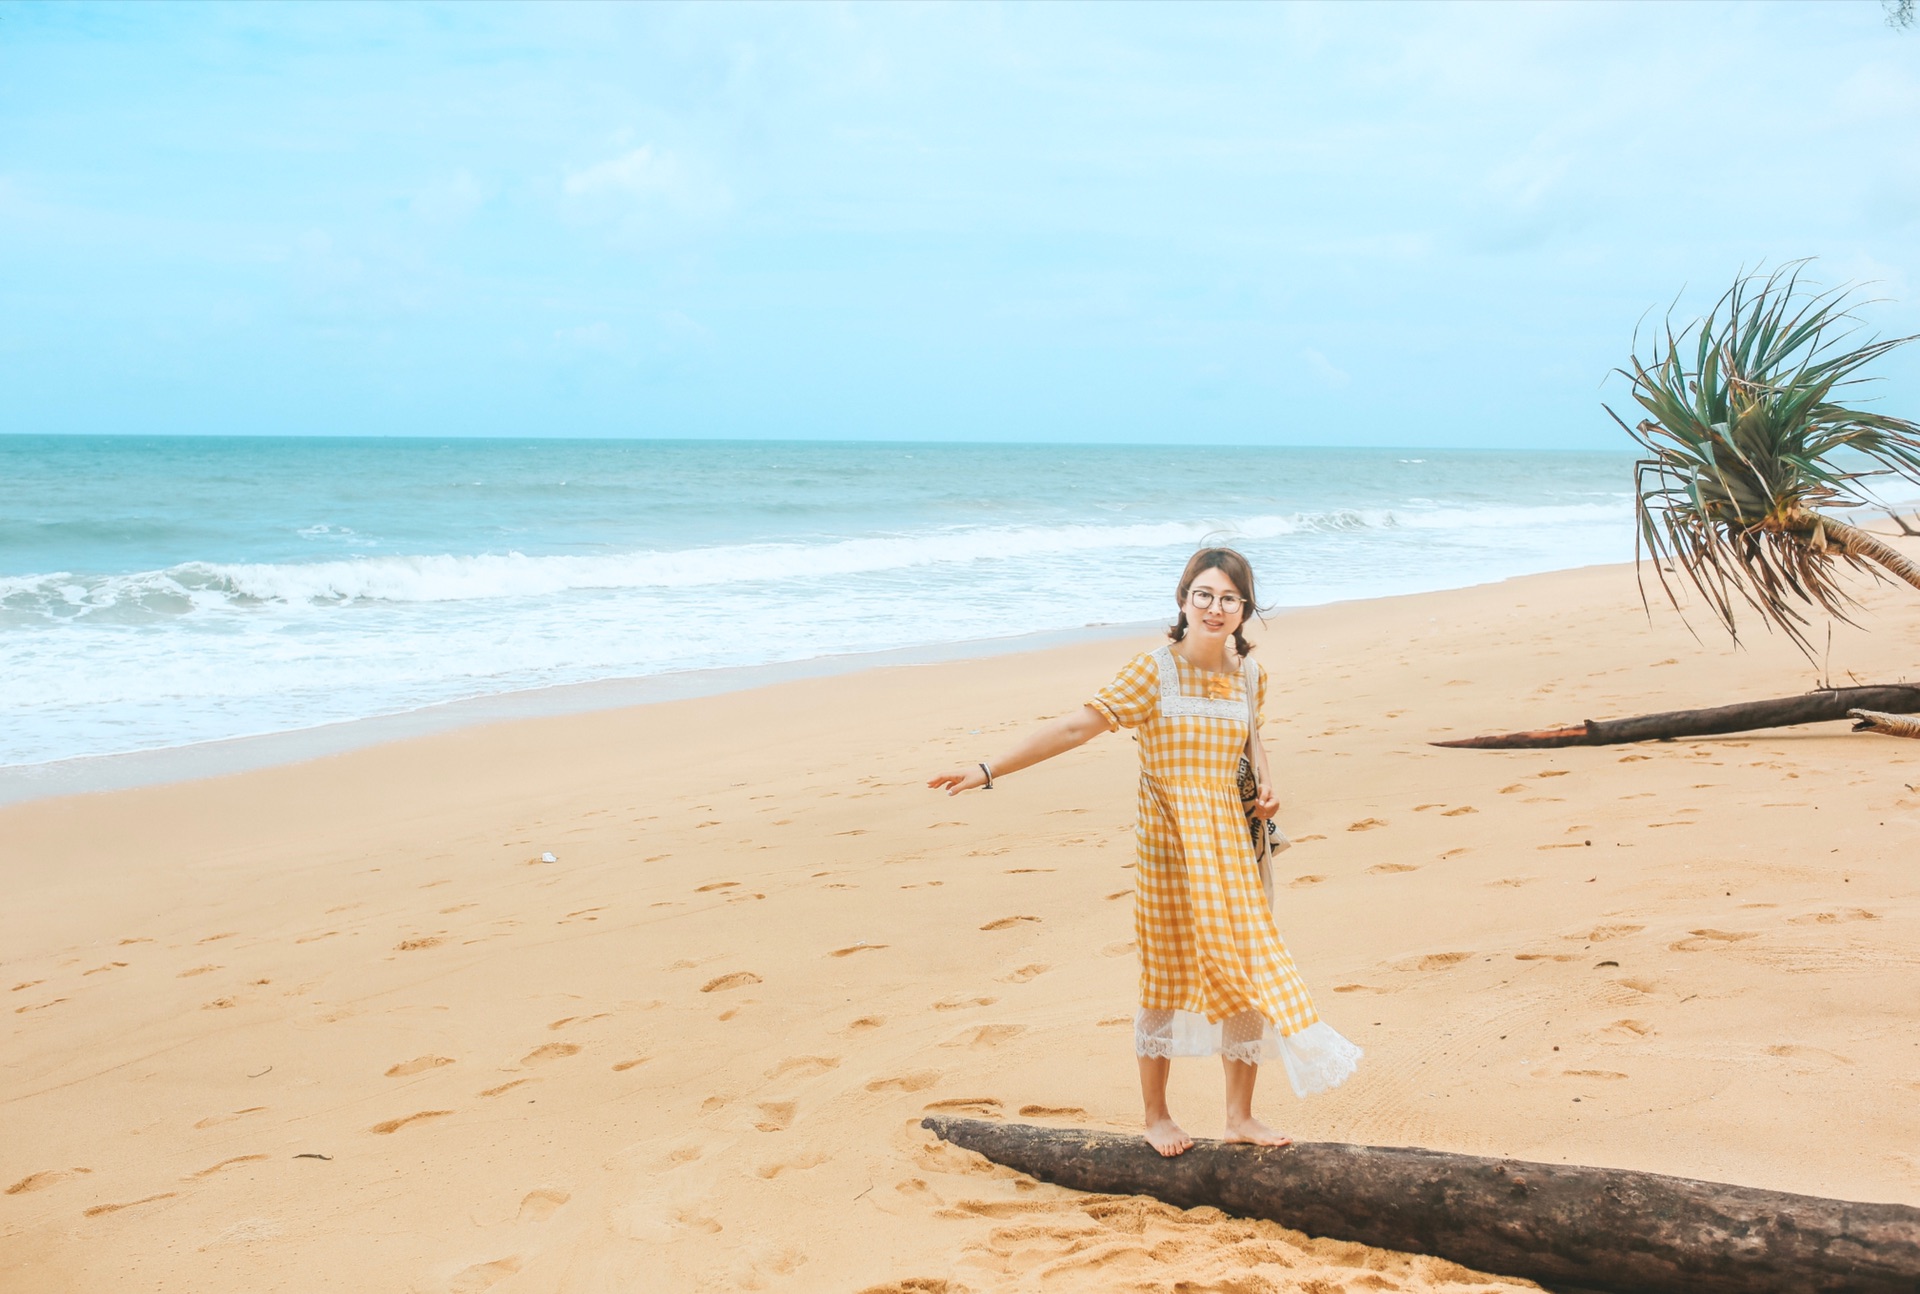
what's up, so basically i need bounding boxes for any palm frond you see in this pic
[1606,261,1920,654]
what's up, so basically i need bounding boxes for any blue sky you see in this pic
[2,1,1916,447]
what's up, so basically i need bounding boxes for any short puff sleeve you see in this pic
[1091,651,1159,731]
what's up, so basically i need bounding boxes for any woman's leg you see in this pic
[1137,1054,1192,1157]
[1221,1056,1292,1146]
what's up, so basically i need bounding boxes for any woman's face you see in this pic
[1183,566,1246,646]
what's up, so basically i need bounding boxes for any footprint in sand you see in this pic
[1104,889,1133,900]
[394,937,444,952]
[999,964,1049,983]
[83,1192,178,1218]
[1100,941,1136,957]
[547,1014,611,1031]
[979,916,1041,931]
[1441,806,1477,817]
[1017,1104,1087,1118]
[932,996,997,1011]
[1368,864,1419,874]
[522,1043,580,1065]
[1289,876,1325,888]
[923,1096,1003,1116]
[1586,924,1645,941]
[700,972,762,993]
[14,996,68,1015]
[518,1189,570,1222]
[830,944,889,957]
[449,1256,522,1293]
[1789,909,1879,925]
[757,1151,829,1179]
[191,1155,269,1178]
[611,1058,649,1072]
[766,1055,841,1079]
[1407,952,1473,972]
[841,1015,885,1034]
[1669,929,1759,952]
[369,1110,453,1135]
[1563,1069,1627,1080]
[6,1168,91,1195]
[177,965,219,978]
[943,1024,1024,1050]
[866,1071,941,1093]
[1347,818,1388,832]
[754,1101,795,1132]
[480,1079,531,1097]
[1766,1044,1853,1065]
[386,1056,455,1078]
[696,881,738,892]
[81,962,128,976]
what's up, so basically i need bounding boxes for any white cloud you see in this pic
[1302,347,1350,388]
[562,145,728,222]
[411,170,489,225]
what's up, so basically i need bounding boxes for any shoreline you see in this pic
[0,618,1161,808]
[0,560,1627,808]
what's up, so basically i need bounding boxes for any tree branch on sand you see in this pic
[922,1116,1920,1294]
[1432,685,1920,748]
[1850,708,1920,739]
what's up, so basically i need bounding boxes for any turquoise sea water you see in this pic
[0,436,1640,768]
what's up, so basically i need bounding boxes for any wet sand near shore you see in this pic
[3,557,1917,1292]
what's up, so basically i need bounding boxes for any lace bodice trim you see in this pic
[1152,645,1251,723]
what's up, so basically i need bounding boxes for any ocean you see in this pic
[1,436,1640,772]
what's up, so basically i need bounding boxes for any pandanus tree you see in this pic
[1617,261,1920,652]
[1438,264,1920,748]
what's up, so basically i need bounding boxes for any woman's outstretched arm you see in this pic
[927,704,1111,795]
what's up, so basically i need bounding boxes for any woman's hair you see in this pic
[1168,546,1260,657]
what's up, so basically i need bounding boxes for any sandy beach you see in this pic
[4,555,1918,1293]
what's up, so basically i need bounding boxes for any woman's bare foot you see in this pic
[1222,1113,1292,1147]
[1144,1115,1194,1157]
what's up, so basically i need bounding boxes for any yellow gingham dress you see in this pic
[1092,645,1361,1096]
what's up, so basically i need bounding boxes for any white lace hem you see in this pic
[1134,1009,1362,1097]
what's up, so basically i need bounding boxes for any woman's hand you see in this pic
[926,706,1110,798]
[928,766,990,796]
[1252,784,1280,820]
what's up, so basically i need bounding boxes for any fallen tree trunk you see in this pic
[1851,708,1920,739]
[922,1117,1920,1294]
[1432,686,1920,749]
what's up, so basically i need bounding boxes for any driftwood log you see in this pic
[1432,686,1920,749]
[922,1117,1920,1294]
[1850,708,1920,739]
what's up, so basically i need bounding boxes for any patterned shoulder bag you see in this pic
[1237,655,1291,911]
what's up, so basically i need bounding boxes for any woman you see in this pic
[928,547,1360,1156]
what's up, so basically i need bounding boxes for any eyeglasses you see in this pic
[1187,589,1244,614]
